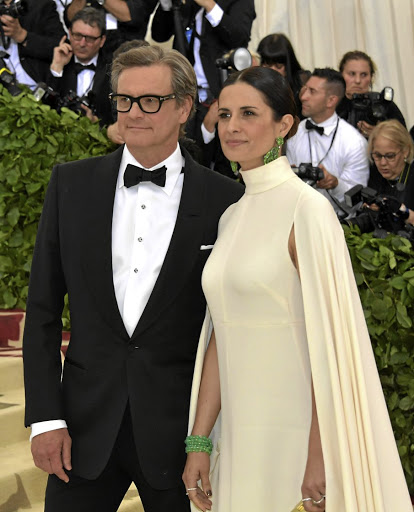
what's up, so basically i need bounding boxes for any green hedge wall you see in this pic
[0,87,413,493]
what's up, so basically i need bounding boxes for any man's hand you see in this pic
[316,164,338,190]
[31,428,72,483]
[203,100,219,133]
[193,0,216,13]
[81,104,99,123]
[51,36,73,74]
[107,121,125,145]
[0,15,27,43]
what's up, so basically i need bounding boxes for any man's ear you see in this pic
[179,95,193,123]
[326,94,339,109]
[99,35,106,49]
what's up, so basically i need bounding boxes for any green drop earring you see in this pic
[264,136,284,165]
[230,160,239,175]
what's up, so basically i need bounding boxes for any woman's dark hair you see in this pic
[338,50,377,79]
[220,67,299,140]
[257,33,304,93]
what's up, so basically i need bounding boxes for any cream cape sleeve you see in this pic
[294,188,412,511]
[188,308,221,512]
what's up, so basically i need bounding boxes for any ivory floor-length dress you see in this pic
[195,156,412,511]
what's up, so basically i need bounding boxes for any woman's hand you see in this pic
[301,450,326,511]
[357,120,375,138]
[182,452,213,511]
[301,382,326,511]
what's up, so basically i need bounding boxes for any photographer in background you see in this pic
[151,0,256,150]
[286,68,369,214]
[65,0,157,59]
[367,119,414,224]
[0,0,65,89]
[337,50,406,139]
[48,7,113,126]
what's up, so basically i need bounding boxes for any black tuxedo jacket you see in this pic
[23,145,244,488]
[16,0,65,84]
[46,53,113,126]
[151,0,256,98]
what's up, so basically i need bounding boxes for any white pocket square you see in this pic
[200,244,214,250]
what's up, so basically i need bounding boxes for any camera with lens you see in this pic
[0,50,21,96]
[58,90,97,117]
[216,48,252,86]
[0,0,27,17]
[349,87,394,127]
[292,163,324,185]
[342,184,414,243]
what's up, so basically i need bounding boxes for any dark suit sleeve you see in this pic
[23,166,67,426]
[211,0,256,48]
[20,0,65,62]
[125,0,158,25]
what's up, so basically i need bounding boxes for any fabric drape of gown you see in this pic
[188,156,412,511]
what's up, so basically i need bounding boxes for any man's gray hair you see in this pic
[111,45,197,133]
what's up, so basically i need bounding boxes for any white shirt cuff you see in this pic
[201,122,216,144]
[30,419,68,441]
[50,68,63,78]
[205,3,224,27]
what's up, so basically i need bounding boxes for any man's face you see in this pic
[300,76,330,121]
[116,64,192,166]
[69,20,105,63]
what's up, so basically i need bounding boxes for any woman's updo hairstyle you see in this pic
[220,66,299,140]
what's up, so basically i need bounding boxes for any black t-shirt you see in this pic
[368,161,414,210]
[337,95,406,129]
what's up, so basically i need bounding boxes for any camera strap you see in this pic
[308,117,340,167]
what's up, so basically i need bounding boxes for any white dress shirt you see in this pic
[112,144,184,336]
[30,144,185,439]
[50,54,98,97]
[286,113,369,211]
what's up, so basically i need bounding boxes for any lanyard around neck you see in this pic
[308,118,339,166]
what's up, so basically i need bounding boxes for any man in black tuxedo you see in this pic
[0,0,64,87]
[23,45,243,512]
[48,7,113,126]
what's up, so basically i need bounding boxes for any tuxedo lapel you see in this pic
[81,146,130,340]
[131,151,206,339]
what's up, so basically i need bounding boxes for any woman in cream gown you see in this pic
[182,67,412,512]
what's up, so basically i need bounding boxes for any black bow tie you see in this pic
[124,164,167,188]
[73,62,96,74]
[306,119,324,135]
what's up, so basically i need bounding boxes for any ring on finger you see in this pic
[302,497,313,502]
[312,495,326,505]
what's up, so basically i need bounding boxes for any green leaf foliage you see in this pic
[0,86,116,315]
[344,225,414,493]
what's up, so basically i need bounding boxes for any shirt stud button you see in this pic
[134,268,138,273]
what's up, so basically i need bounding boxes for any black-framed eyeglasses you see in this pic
[371,150,402,163]
[109,93,176,114]
[70,32,102,44]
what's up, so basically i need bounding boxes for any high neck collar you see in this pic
[240,156,295,195]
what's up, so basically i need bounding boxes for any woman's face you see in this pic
[371,135,408,180]
[342,58,372,98]
[262,62,286,77]
[218,82,292,171]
